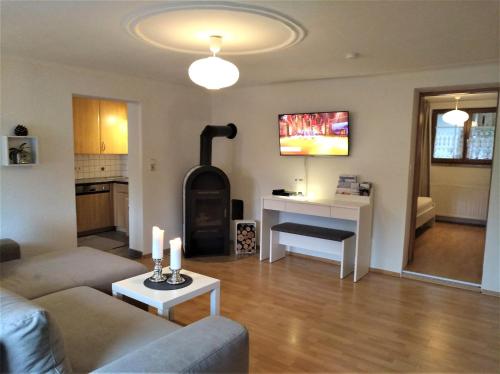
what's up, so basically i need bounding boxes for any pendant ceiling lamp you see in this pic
[188,36,239,90]
[442,96,469,126]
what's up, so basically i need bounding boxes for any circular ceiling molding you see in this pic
[124,2,306,55]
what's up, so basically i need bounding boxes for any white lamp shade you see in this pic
[442,109,469,126]
[188,56,239,90]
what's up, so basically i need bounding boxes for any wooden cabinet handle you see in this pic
[101,142,106,152]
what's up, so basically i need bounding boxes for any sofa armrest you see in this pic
[0,239,21,262]
[93,316,248,374]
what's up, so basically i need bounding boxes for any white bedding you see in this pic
[417,197,434,215]
[416,196,435,229]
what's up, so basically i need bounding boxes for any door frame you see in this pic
[406,85,500,265]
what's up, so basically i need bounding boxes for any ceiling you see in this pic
[1,0,498,88]
[126,3,306,55]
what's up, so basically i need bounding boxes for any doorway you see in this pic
[72,95,139,258]
[406,89,498,285]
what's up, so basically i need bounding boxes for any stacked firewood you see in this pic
[236,223,256,254]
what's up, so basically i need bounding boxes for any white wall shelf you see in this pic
[2,136,39,166]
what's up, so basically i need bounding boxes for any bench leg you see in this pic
[340,236,356,279]
[269,230,286,263]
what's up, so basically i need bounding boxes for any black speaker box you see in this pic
[231,199,244,220]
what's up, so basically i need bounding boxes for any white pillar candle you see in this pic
[152,226,164,259]
[169,237,182,270]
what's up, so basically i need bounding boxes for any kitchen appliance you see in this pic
[75,183,113,235]
[75,183,111,195]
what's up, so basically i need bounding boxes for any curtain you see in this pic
[418,101,431,197]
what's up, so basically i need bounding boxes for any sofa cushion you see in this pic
[0,246,147,299]
[0,287,72,373]
[96,316,248,373]
[94,316,249,374]
[34,286,180,373]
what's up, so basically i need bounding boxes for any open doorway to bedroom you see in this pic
[406,89,498,285]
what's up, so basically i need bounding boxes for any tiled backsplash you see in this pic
[75,154,128,179]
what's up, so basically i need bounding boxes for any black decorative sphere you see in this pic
[14,124,28,136]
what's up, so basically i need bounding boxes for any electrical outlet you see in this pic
[294,176,306,195]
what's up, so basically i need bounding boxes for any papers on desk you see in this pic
[336,175,372,196]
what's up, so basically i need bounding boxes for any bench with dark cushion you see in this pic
[269,222,356,279]
[271,222,354,242]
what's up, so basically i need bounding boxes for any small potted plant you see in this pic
[9,143,32,164]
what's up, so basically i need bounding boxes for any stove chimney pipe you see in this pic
[200,123,237,166]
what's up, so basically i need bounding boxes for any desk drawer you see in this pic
[331,206,358,220]
[263,199,286,211]
[286,202,331,217]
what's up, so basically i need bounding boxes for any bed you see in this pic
[416,196,435,229]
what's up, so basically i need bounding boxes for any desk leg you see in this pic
[210,286,220,316]
[353,205,372,282]
[260,208,279,261]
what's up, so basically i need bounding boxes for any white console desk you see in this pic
[260,194,373,282]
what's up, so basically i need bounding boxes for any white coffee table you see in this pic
[112,268,220,320]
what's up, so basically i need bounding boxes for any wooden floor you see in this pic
[406,222,486,284]
[139,254,500,373]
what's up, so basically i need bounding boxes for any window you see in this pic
[432,108,497,165]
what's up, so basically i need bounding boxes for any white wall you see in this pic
[210,63,499,277]
[0,56,210,255]
[127,102,143,253]
[430,166,491,220]
[482,105,500,293]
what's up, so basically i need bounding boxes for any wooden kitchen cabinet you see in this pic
[76,192,114,234]
[73,97,100,154]
[72,97,128,155]
[99,100,128,154]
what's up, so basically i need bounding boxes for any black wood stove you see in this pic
[183,124,237,257]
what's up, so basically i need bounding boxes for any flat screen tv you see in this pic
[278,111,349,156]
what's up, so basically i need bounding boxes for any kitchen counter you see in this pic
[75,176,128,185]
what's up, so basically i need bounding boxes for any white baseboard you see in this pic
[402,270,481,291]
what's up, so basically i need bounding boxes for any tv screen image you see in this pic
[278,111,349,156]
